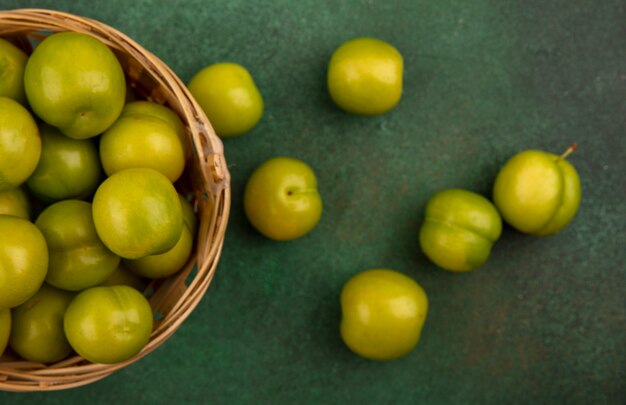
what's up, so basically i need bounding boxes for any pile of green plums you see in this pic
[0,32,198,365]
[220,35,583,362]
[1,25,585,370]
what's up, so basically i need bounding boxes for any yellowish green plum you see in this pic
[64,286,153,364]
[24,32,126,139]
[340,269,428,361]
[0,215,48,309]
[244,157,322,241]
[35,200,120,291]
[26,124,102,202]
[0,38,28,104]
[9,284,75,363]
[188,62,263,137]
[419,189,502,272]
[92,168,183,259]
[0,97,41,192]
[99,114,185,182]
[327,37,403,115]
[121,101,189,157]
[493,146,581,236]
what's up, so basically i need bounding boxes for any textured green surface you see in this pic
[1,0,625,403]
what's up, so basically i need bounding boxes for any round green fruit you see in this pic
[340,269,428,361]
[35,200,120,291]
[99,114,185,182]
[0,215,48,309]
[188,62,263,137]
[244,157,322,241]
[64,286,153,364]
[24,32,126,139]
[121,101,189,157]
[26,124,102,202]
[493,146,581,236]
[419,189,502,272]
[0,97,41,192]
[0,38,28,104]
[92,168,183,259]
[9,284,75,363]
[327,37,403,115]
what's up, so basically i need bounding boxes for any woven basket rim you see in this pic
[0,8,231,391]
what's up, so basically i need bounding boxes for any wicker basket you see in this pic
[0,9,230,391]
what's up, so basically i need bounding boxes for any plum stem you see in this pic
[558,143,577,160]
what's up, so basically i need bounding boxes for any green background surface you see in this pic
[1,0,625,403]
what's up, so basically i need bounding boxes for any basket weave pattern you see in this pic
[0,9,230,391]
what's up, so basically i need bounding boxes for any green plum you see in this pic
[9,284,75,363]
[64,286,153,364]
[340,269,428,361]
[99,114,185,182]
[35,200,120,291]
[0,97,41,192]
[244,157,322,241]
[120,101,189,157]
[26,124,102,202]
[493,145,581,235]
[92,168,183,259]
[187,62,263,138]
[24,32,126,139]
[419,189,502,272]
[0,38,28,104]
[327,37,403,115]
[0,215,48,309]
